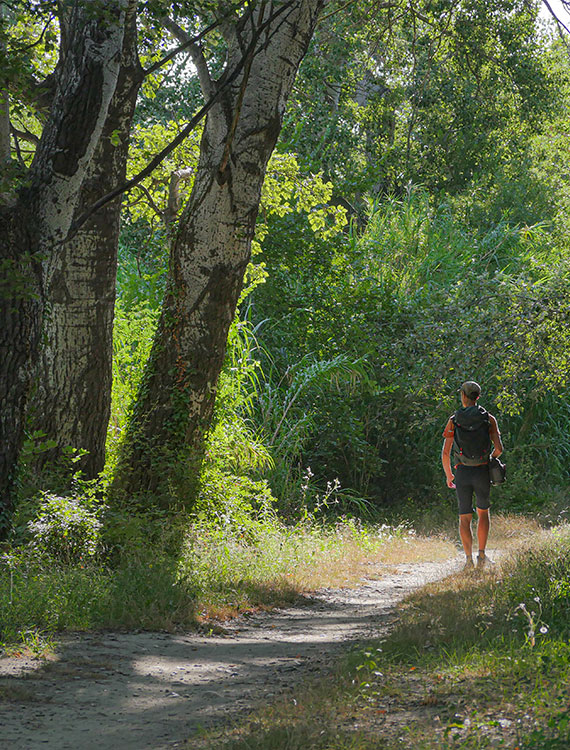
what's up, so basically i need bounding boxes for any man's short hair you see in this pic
[460,380,481,400]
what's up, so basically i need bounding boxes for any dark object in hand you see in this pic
[489,456,506,485]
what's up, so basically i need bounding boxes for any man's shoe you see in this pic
[476,553,493,569]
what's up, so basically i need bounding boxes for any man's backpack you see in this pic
[452,405,491,466]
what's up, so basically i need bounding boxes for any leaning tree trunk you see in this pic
[0,6,9,162]
[113,0,324,505]
[30,2,142,483]
[0,1,126,536]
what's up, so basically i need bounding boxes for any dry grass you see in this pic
[489,512,542,548]
[191,513,530,621]
[190,528,456,622]
[288,533,456,592]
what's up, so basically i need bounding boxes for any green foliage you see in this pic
[124,119,202,226]
[252,186,570,508]
[283,0,563,205]
[254,351,377,511]
[497,526,570,639]
[108,299,159,450]
[13,433,90,510]
[27,493,103,565]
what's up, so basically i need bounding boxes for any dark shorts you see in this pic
[454,464,491,515]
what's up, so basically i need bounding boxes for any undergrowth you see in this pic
[0,499,453,651]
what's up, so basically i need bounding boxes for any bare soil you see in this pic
[0,553,471,750]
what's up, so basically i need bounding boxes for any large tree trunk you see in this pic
[114,0,324,505]
[30,2,142,483]
[0,6,9,162]
[0,1,126,536]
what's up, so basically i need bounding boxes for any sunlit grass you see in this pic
[0,509,543,649]
[177,519,455,620]
[0,515,455,647]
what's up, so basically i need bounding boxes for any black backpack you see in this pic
[452,406,491,466]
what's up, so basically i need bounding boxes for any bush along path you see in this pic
[0,554,465,750]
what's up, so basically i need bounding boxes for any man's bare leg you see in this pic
[477,508,490,552]
[476,508,492,567]
[459,513,473,567]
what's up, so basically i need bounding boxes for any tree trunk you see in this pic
[0,6,9,162]
[30,2,142,483]
[114,0,324,505]
[0,1,126,536]
[0,90,9,163]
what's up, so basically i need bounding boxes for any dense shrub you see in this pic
[251,188,570,510]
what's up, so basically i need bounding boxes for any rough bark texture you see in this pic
[31,2,142,482]
[0,5,10,164]
[0,91,9,163]
[0,1,126,536]
[0,7,9,162]
[114,0,324,504]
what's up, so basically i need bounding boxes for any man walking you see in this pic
[441,381,503,570]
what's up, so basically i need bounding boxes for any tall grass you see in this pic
[0,512,454,648]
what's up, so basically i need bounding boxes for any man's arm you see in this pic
[489,415,503,458]
[441,417,456,488]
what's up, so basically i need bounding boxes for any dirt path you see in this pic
[0,554,470,750]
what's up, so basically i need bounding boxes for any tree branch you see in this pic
[318,0,396,25]
[541,0,570,35]
[8,12,56,54]
[143,16,222,80]
[131,181,165,218]
[65,0,298,241]
[10,124,40,146]
[159,16,214,98]
[165,167,194,224]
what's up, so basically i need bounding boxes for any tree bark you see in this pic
[114,0,324,505]
[30,1,142,482]
[0,1,126,536]
[0,6,9,163]
[0,91,9,163]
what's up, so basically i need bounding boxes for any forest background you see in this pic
[1,0,570,664]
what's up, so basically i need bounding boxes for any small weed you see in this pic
[2,628,54,659]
